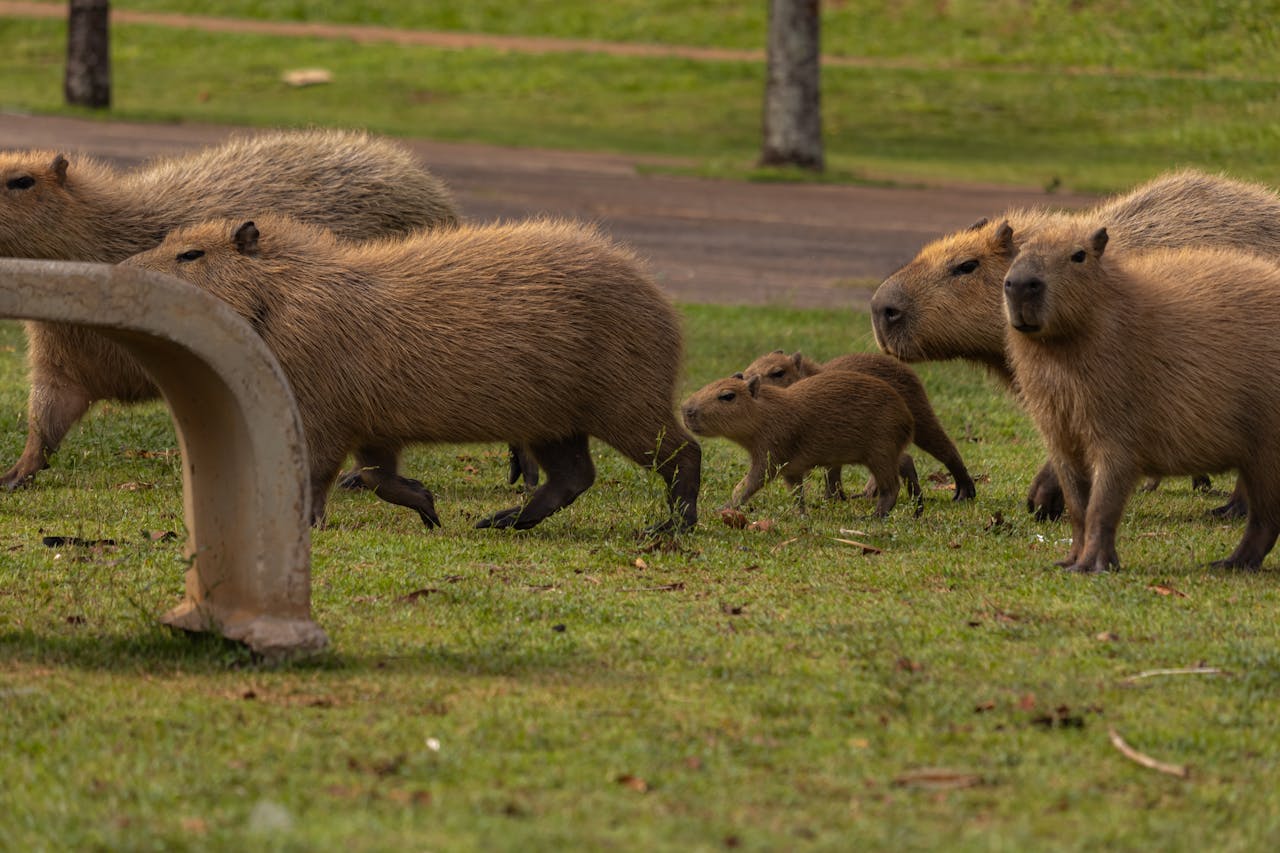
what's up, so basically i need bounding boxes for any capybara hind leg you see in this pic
[1051,458,1090,568]
[507,443,541,490]
[899,454,923,517]
[1211,477,1248,520]
[912,416,975,500]
[866,453,901,518]
[1212,473,1277,570]
[355,445,440,528]
[1192,475,1213,492]
[477,434,594,530]
[2,382,93,489]
[824,466,847,500]
[1027,460,1066,521]
[611,422,701,532]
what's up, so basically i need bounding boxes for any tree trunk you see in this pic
[760,0,823,171]
[65,0,111,109]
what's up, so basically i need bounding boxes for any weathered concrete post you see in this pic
[0,259,326,659]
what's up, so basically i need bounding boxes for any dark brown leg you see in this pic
[477,433,595,530]
[1210,477,1248,520]
[899,454,923,518]
[355,445,440,528]
[608,419,701,533]
[910,410,976,501]
[507,443,541,490]
[1068,457,1135,573]
[824,466,847,500]
[1212,471,1278,570]
[1027,459,1066,521]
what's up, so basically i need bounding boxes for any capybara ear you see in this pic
[772,349,785,355]
[731,371,745,380]
[791,351,804,369]
[746,374,761,398]
[50,154,69,185]
[1090,227,1109,257]
[233,221,260,256]
[993,220,1016,255]
[967,216,989,232]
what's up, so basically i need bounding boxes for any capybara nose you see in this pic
[1004,276,1044,300]
[681,405,697,427]
[870,280,907,328]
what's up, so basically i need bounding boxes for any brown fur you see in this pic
[121,215,701,532]
[742,349,975,500]
[1004,222,1280,572]
[681,372,920,517]
[869,169,1280,517]
[1,129,459,488]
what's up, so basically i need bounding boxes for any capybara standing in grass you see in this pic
[741,349,975,501]
[123,215,701,532]
[0,129,458,489]
[870,169,1280,519]
[1003,221,1280,572]
[682,372,920,517]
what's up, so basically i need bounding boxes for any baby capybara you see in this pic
[682,372,920,517]
[1004,221,1280,572]
[742,349,974,500]
[122,215,701,533]
[0,129,458,489]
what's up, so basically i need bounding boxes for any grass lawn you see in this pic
[3,306,1279,849]
[3,11,1280,191]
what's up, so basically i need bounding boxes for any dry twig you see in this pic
[1107,728,1190,778]
[1122,666,1227,684]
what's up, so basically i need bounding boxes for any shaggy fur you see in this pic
[122,215,701,532]
[682,372,919,518]
[868,169,1280,518]
[742,349,975,501]
[1004,222,1280,572]
[1,129,458,488]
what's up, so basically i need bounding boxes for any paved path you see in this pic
[0,113,1095,308]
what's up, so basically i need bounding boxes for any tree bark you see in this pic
[760,0,823,171]
[65,0,111,109]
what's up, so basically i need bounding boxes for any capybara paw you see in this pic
[1139,478,1160,493]
[1192,475,1213,492]
[336,469,367,491]
[1209,499,1248,521]
[1059,553,1117,574]
[952,480,977,501]
[826,486,848,502]
[1027,488,1065,522]
[416,507,441,529]
[1210,556,1262,571]
[475,506,525,529]
[1,471,32,492]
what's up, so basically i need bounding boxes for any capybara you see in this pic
[741,349,975,500]
[1003,221,1280,572]
[0,129,458,489]
[681,372,920,517]
[122,215,701,532]
[870,169,1280,519]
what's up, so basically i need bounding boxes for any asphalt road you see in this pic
[0,112,1096,308]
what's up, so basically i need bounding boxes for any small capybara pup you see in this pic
[742,349,975,500]
[870,169,1280,519]
[122,215,701,532]
[681,372,920,517]
[0,129,458,490]
[1003,221,1280,572]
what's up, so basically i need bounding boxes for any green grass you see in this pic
[4,307,1280,850]
[4,15,1280,191]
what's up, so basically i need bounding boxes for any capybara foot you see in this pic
[1192,475,1213,492]
[1,467,34,491]
[1139,477,1160,493]
[952,476,977,501]
[1210,497,1248,521]
[1026,477,1065,522]
[507,444,541,490]
[1209,555,1262,571]
[475,506,529,530]
[336,469,367,491]
[1059,552,1118,574]
[643,515,696,537]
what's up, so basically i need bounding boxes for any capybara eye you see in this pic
[1071,250,1087,263]
[717,391,736,402]
[177,249,205,262]
[951,259,979,276]
[768,369,786,379]
[6,176,35,190]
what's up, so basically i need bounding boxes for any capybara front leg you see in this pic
[783,471,807,514]
[1052,457,1090,568]
[1210,477,1248,520]
[507,443,541,490]
[476,433,595,530]
[355,445,440,528]
[912,414,976,501]
[899,454,923,518]
[1212,472,1278,570]
[2,381,93,490]
[866,453,901,519]
[1027,459,1066,521]
[1067,460,1135,573]
[824,466,848,501]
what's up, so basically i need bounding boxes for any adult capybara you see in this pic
[741,349,975,500]
[0,129,458,489]
[870,169,1280,519]
[681,372,920,517]
[1003,221,1280,572]
[122,215,701,532]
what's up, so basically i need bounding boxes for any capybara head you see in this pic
[682,375,764,441]
[870,217,1020,369]
[122,214,336,322]
[742,350,806,387]
[1004,223,1110,339]
[0,151,72,257]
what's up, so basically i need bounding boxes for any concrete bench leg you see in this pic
[0,259,326,659]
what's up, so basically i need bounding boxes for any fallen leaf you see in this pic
[1148,584,1189,598]
[974,700,996,713]
[282,68,333,87]
[748,518,776,532]
[615,774,649,793]
[397,588,440,603]
[895,657,924,673]
[117,481,154,491]
[1096,631,1120,642]
[891,769,983,789]
[634,557,649,570]
[719,508,749,529]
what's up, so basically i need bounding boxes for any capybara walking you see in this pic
[0,129,458,489]
[870,169,1280,518]
[1003,222,1280,572]
[741,349,975,500]
[122,215,701,532]
[681,372,920,517]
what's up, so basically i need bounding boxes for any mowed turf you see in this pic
[3,306,1279,850]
